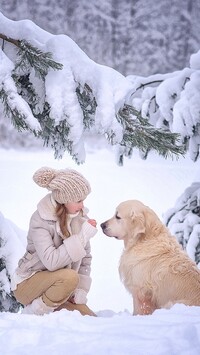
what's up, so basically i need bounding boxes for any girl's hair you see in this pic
[56,203,70,238]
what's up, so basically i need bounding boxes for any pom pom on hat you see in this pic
[33,167,91,204]
[33,167,57,188]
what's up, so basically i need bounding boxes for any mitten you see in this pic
[78,221,97,247]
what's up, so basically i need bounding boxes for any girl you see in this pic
[11,167,97,316]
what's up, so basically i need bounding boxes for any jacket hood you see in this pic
[37,193,57,221]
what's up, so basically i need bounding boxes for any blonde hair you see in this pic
[55,203,70,238]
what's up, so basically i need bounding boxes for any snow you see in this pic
[0,13,133,162]
[4,12,200,165]
[190,50,200,70]
[0,10,200,355]
[0,146,200,354]
[1,304,200,355]
[127,55,200,162]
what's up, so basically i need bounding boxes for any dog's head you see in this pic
[101,200,161,248]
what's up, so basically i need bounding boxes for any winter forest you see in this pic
[0,0,200,328]
[1,0,200,77]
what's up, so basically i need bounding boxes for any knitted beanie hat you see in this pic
[33,167,91,204]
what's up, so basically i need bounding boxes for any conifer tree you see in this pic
[0,212,24,313]
[164,182,200,266]
[0,13,185,165]
[0,253,21,312]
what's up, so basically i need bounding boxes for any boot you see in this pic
[55,301,97,317]
[22,296,55,315]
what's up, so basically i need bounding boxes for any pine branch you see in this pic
[76,84,185,162]
[116,105,185,162]
[131,80,163,95]
[12,73,39,111]
[16,40,63,79]
[0,88,29,131]
[0,32,186,164]
[36,102,75,160]
[0,34,63,79]
[76,83,96,128]
[35,89,186,163]
[0,33,19,47]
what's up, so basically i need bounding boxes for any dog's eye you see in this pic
[115,214,121,220]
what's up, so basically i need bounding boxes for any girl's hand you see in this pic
[88,219,97,227]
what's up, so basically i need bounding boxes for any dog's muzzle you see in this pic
[100,222,107,232]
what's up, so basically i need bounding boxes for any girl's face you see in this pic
[64,200,84,214]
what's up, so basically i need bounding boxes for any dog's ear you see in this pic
[130,210,146,241]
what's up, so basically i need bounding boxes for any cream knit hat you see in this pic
[33,167,91,204]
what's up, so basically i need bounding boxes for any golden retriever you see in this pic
[101,200,200,315]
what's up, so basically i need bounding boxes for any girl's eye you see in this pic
[116,214,121,220]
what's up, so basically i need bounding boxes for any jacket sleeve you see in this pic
[29,212,86,271]
[77,242,92,293]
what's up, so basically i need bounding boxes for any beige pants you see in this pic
[14,269,79,307]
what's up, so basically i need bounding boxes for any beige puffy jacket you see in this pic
[12,194,97,296]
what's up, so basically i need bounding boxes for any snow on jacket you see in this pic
[11,193,97,295]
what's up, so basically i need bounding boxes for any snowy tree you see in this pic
[127,51,200,162]
[0,13,183,165]
[0,212,26,312]
[1,0,200,76]
[163,182,200,266]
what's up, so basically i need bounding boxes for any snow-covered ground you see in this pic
[1,304,200,355]
[0,145,200,354]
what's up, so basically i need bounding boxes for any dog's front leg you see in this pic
[133,290,156,315]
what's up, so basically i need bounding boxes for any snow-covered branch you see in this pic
[0,13,188,163]
[163,182,200,267]
[127,57,200,162]
[0,211,26,312]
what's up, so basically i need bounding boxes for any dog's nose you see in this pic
[100,222,106,230]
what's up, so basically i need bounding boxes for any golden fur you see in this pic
[101,200,200,315]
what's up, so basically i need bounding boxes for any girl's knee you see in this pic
[59,268,79,287]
